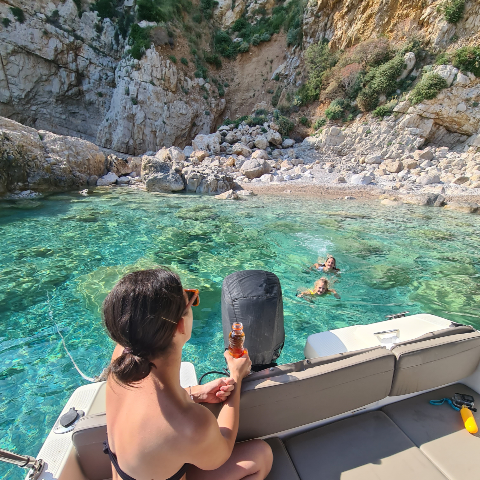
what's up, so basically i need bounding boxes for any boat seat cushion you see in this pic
[72,412,109,480]
[382,383,480,480]
[237,348,395,440]
[390,331,480,396]
[284,411,447,480]
[264,438,301,480]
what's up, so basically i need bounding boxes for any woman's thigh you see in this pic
[187,439,273,480]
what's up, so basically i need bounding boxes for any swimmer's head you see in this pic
[313,278,329,295]
[324,256,337,270]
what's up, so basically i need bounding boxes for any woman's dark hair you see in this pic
[103,268,186,385]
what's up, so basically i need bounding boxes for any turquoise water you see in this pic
[1,188,479,479]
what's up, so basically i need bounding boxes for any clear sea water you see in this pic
[1,188,479,479]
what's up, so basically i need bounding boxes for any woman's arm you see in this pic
[187,351,251,470]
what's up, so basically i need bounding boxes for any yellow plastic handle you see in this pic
[461,406,478,434]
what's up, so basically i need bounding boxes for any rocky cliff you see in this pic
[303,0,480,50]
[0,0,479,160]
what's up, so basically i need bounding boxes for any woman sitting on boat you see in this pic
[102,268,273,480]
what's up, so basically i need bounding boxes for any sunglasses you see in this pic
[184,288,200,308]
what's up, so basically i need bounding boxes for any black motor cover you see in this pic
[221,270,284,370]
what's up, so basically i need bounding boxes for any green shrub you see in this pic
[409,73,448,104]
[287,26,302,47]
[2,17,11,27]
[169,55,177,63]
[368,55,405,96]
[260,32,271,42]
[453,46,480,77]
[255,109,269,116]
[435,52,451,65]
[372,105,393,118]
[357,87,379,112]
[213,30,237,58]
[91,0,116,20]
[204,110,210,115]
[131,97,138,105]
[274,112,294,136]
[129,24,152,60]
[137,0,192,23]
[238,42,250,53]
[298,41,339,105]
[325,98,347,120]
[251,34,261,46]
[438,0,465,24]
[278,104,292,116]
[300,116,311,127]
[313,117,326,130]
[73,0,83,17]
[181,57,188,65]
[271,87,283,107]
[201,0,217,20]
[204,52,222,69]
[217,84,225,97]
[9,6,25,23]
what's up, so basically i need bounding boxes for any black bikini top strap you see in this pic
[103,439,136,480]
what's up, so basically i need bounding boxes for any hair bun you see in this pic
[111,349,153,384]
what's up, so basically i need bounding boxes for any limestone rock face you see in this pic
[0,116,105,193]
[96,49,226,155]
[406,79,480,138]
[0,0,121,141]
[303,0,480,51]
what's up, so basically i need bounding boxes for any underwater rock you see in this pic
[411,276,480,324]
[215,190,239,200]
[364,265,411,290]
[444,202,479,214]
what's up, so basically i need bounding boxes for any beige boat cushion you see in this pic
[264,438,301,480]
[245,346,385,382]
[383,383,480,480]
[72,412,109,480]
[237,348,395,441]
[390,332,480,396]
[392,325,476,348]
[284,411,447,480]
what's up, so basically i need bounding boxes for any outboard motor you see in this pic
[221,270,284,371]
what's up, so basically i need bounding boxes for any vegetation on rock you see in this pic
[129,24,152,60]
[453,46,480,77]
[409,73,448,105]
[438,0,465,24]
[9,7,25,23]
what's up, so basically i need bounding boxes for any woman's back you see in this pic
[102,268,272,480]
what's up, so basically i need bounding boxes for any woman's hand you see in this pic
[224,349,252,382]
[196,377,236,403]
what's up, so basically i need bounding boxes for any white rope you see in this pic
[47,293,96,383]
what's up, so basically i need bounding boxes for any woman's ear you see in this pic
[176,316,186,335]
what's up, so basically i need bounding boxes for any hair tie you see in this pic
[123,347,133,355]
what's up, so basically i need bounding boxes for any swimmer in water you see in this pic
[298,277,341,300]
[313,256,340,273]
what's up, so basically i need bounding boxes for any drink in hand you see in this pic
[228,322,246,358]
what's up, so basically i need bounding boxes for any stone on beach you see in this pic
[215,189,239,200]
[350,174,373,185]
[240,158,271,179]
[97,172,119,186]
